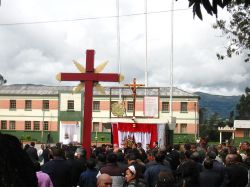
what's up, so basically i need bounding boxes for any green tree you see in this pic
[200,113,221,141]
[0,74,7,85]
[182,1,249,62]
[200,113,233,141]
[236,87,250,119]
[185,0,249,20]
[213,1,250,62]
[199,107,208,124]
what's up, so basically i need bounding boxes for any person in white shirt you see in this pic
[38,144,45,165]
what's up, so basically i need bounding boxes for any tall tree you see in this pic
[179,1,250,61]
[0,74,7,85]
[186,0,249,20]
[200,112,221,141]
[236,87,250,119]
[213,1,250,62]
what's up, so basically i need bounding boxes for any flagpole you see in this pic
[170,0,174,124]
[116,0,122,101]
[144,0,148,89]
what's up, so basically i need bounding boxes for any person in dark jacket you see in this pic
[26,141,39,163]
[43,144,53,164]
[166,144,180,171]
[99,152,124,187]
[79,158,98,187]
[95,153,106,171]
[42,147,71,187]
[155,170,175,187]
[65,150,85,187]
[74,147,87,181]
[223,153,248,187]
[75,147,87,170]
[207,150,225,179]
[117,151,127,174]
[199,157,222,187]
[176,160,200,187]
[144,152,172,187]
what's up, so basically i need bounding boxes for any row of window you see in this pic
[92,122,110,132]
[0,120,49,131]
[0,120,108,133]
[0,120,190,134]
[92,122,188,133]
[9,100,50,110]
[92,101,188,112]
[7,99,189,112]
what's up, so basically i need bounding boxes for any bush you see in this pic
[20,135,32,141]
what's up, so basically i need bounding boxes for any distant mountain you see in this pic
[194,92,241,119]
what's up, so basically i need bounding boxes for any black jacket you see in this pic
[26,146,38,162]
[42,158,71,187]
[200,169,222,187]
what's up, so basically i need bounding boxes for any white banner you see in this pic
[143,96,158,117]
[60,123,81,144]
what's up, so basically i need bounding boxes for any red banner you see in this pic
[112,123,157,148]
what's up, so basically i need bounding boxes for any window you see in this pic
[93,101,100,111]
[1,121,7,130]
[25,100,32,110]
[180,102,188,112]
[102,123,110,132]
[244,130,249,138]
[93,122,99,132]
[67,100,74,110]
[180,123,187,133]
[10,100,16,109]
[162,102,169,112]
[25,121,31,130]
[127,101,134,112]
[9,121,16,130]
[43,100,49,110]
[43,121,48,131]
[174,124,178,133]
[33,121,40,131]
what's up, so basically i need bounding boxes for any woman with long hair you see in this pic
[0,133,38,187]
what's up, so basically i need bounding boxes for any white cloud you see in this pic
[0,0,249,96]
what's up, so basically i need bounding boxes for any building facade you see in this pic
[0,84,199,144]
[218,120,250,145]
[234,120,250,144]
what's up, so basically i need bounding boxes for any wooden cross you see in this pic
[57,49,121,157]
[124,78,145,117]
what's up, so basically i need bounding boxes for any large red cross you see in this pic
[58,49,120,157]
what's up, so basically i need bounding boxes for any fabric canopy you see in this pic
[112,123,157,149]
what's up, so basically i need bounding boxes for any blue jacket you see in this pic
[144,162,171,187]
[79,168,98,187]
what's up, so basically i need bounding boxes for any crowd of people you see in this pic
[1,132,250,187]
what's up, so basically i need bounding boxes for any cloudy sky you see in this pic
[0,0,249,96]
